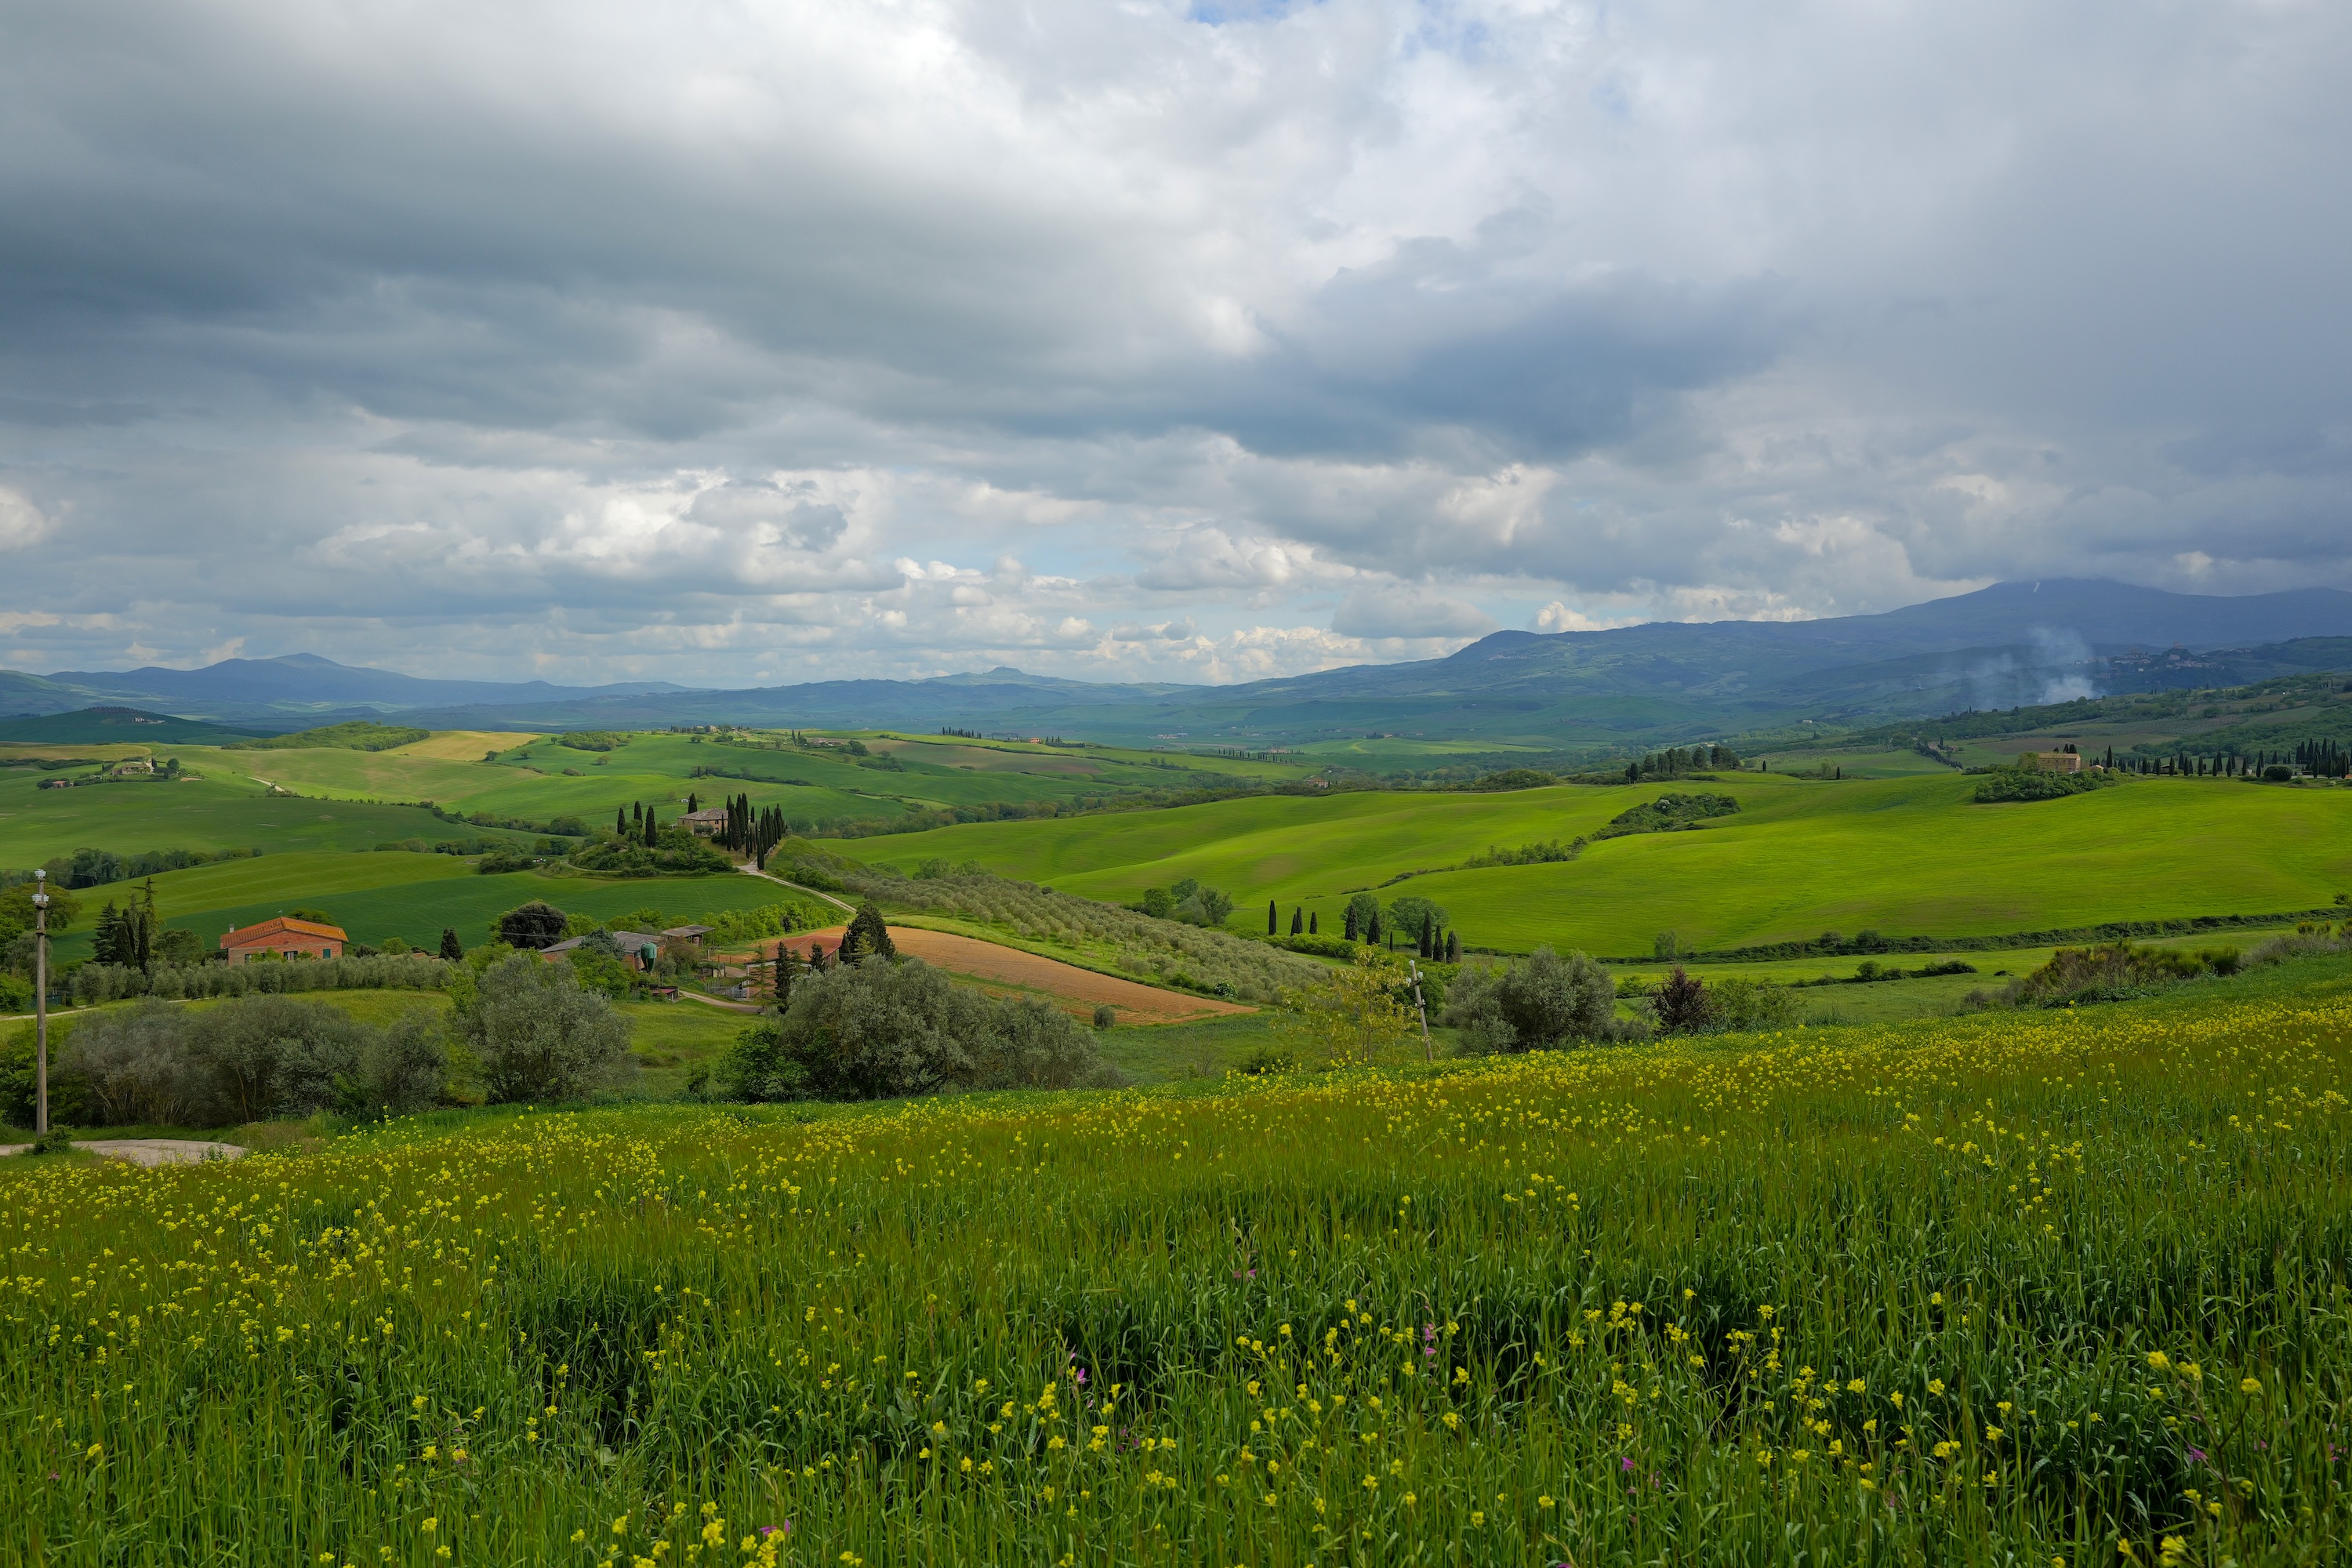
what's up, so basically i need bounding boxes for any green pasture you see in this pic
[120,728,1318,834]
[0,768,531,866]
[50,852,788,956]
[835,773,2352,955]
[1743,746,1960,779]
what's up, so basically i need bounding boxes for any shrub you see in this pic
[1650,967,1716,1033]
[68,954,452,1007]
[1443,947,1624,1053]
[452,954,634,1104]
[1973,766,2122,802]
[1092,1004,1116,1029]
[60,994,448,1126]
[720,957,1120,1102]
[1283,953,1419,1067]
[1705,975,1798,1032]
[1597,793,1740,838]
[2011,943,2212,1006]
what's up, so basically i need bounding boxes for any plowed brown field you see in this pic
[730,924,1251,1024]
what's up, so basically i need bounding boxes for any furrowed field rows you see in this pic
[4,967,2347,1564]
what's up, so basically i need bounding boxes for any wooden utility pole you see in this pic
[32,868,51,1135]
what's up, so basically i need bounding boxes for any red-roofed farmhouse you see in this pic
[219,916,348,964]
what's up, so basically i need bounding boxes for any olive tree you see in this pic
[1441,946,1630,1052]
[453,953,633,1103]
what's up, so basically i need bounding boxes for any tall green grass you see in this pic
[2,959,2346,1563]
[832,774,2352,954]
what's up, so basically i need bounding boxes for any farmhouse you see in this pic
[2022,750,2087,774]
[679,806,730,837]
[219,916,347,964]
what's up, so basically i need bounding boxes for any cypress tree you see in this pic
[773,942,798,1007]
[1308,912,1318,935]
[439,927,463,962]
[1290,906,1303,936]
[615,805,627,835]
[1344,907,1359,942]
[1268,898,1278,936]
[1444,930,1461,963]
[1367,910,1382,946]
[687,792,699,815]
[839,901,895,964]
[93,902,123,966]
[643,809,659,848]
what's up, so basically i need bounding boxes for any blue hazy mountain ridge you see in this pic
[377,579,2352,742]
[13,579,2352,744]
[20,652,688,720]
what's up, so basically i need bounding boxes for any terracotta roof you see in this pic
[220,915,348,946]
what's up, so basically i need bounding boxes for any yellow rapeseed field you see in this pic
[4,964,2347,1565]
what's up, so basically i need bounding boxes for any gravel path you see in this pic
[0,1138,247,1166]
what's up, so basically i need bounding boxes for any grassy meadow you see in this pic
[4,955,2347,1565]
[835,773,2352,955]
[0,768,537,866]
[45,854,793,962]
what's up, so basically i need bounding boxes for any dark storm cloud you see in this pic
[0,0,2347,683]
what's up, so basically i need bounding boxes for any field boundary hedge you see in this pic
[1635,906,2342,965]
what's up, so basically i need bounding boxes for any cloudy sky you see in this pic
[2,0,2347,688]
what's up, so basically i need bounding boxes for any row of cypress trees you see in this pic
[1263,898,1461,961]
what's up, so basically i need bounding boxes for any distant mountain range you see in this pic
[9,579,2352,750]
[0,652,684,725]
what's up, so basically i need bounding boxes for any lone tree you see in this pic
[837,901,895,964]
[454,953,633,1103]
[438,927,464,962]
[1653,966,1715,1033]
[496,901,569,950]
[1268,898,1279,936]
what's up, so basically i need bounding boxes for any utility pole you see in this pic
[1408,957,1432,1063]
[32,868,50,1135]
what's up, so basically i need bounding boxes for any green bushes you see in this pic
[2007,942,2245,1005]
[1973,764,2124,802]
[566,828,733,877]
[52,994,445,1126]
[67,953,451,1007]
[702,900,829,943]
[222,720,430,752]
[1594,791,1740,838]
[1139,877,1233,927]
[1443,947,1631,1051]
[717,956,1121,1102]
[452,954,634,1104]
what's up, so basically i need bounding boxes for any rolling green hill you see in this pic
[0,768,541,866]
[51,851,789,958]
[0,706,258,745]
[832,773,2352,956]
